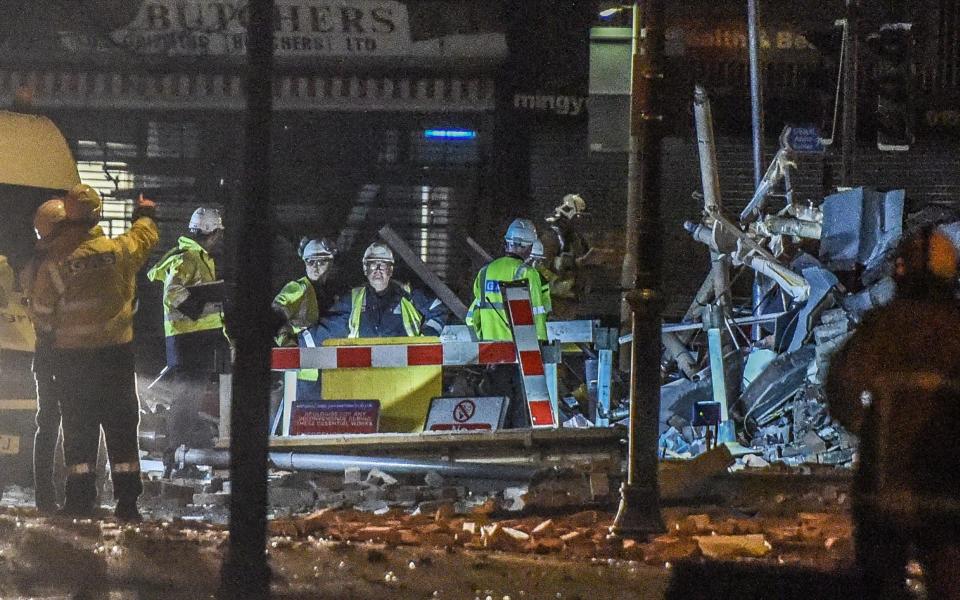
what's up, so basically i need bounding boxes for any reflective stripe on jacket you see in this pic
[30,219,159,349]
[466,255,550,341]
[147,236,223,337]
[348,283,423,338]
[274,277,320,382]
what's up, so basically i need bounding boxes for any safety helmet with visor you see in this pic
[546,193,586,223]
[362,242,394,268]
[301,237,336,263]
[188,207,224,235]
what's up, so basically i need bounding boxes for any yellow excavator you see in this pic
[0,110,80,487]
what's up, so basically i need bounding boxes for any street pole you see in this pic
[221,0,274,598]
[611,0,666,539]
[841,0,859,186]
[747,0,765,342]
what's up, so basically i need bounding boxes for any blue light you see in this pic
[424,129,477,139]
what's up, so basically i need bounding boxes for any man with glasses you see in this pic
[273,237,340,401]
[321,242,447,339]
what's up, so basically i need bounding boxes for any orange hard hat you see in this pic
[34,198,66,239]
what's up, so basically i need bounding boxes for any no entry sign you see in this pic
[424,397,508,432]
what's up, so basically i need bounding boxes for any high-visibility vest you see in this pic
[273,277,318,340]
[147,236,223,337]
[347,283,423,338]
[466,255,550,341]
[273,277,320,382]
[30,220,159,349]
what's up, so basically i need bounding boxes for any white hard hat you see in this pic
[547,193,587,223]
[530,238,545,260]
[64,184,102,223]
[362,242,394,264]
[188,207,224,234]
[301,237,336,260]
[504,218,538,247]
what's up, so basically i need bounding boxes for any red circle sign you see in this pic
[452,399,476,423]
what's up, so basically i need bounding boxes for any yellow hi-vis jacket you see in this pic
[273,276,320,382]
[30,219,159,349]
[273,276,319,346]
[147,236,223,338]
[466,255,550,341]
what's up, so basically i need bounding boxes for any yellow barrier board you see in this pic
[0,292,35,353]
[321,336,442,433]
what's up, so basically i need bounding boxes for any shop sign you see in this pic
[513,93,588,117]
[65,0,411,57]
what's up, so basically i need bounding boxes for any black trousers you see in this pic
[52,344,142,512]
[163,330,228,456]
[481,364,530,429]
[33,369,60,510]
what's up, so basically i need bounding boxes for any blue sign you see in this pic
[784,125,825,154]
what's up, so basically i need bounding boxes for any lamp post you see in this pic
[221,0,274,597]
[610,0,666,539]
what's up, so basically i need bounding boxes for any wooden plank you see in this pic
[464,236,493,266]
[378,224,469,321]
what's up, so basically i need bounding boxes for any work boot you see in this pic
[35,499,60,516]
[60,473,97,518]
[114,499,142,523]
[56,502,96,519]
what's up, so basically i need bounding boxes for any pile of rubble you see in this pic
[264,491,854,568]
[652,91,960,468]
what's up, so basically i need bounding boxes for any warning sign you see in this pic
[424,397,507,432]
[453,400,475,422]
[290,400,380,435]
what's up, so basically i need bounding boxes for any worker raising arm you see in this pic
[30,185,158,520]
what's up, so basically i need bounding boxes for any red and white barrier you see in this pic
[271,341,519,370]
[501,283,556,428]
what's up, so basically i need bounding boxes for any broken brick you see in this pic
[694,534,772,559]
[560,530,583,543]
[268,519,301,537]
[675,513,712,535]
[434,503,455,522]
[355,526,402,545]
[567,510,601,527]
[529,537,564,554]
[531,519,555,536]
[501,527,530,542]
[644,538,700,564]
